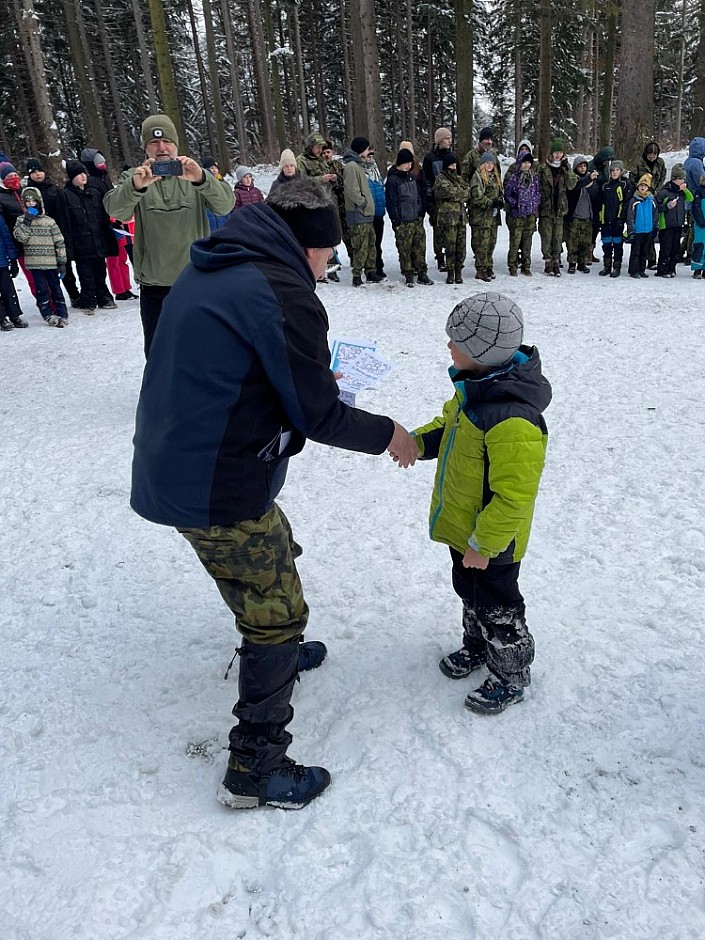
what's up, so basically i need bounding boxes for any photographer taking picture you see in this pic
[104,114,234,356]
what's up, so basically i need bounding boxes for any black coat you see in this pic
[63,182,117,260]
[385,165,423,225]
[0,186,26,252]
[32,180,71,240]
[598,178,633,225]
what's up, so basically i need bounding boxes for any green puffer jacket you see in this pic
[433,170,470,226]
[412,347,551,560]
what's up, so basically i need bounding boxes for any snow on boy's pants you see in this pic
[178,503,309,646]
[450,549,534,688]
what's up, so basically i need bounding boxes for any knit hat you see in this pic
[637,173,653,190]
[517,138,533,154]
[279,148,297,169]
[266,177,342,249]
[0,162,18,180]
[446,293,524,368]
[399,140,415,155]
[671,163,686,181]
[65,160,87,181]
[140,114,179,149]
[610,160,625,172]
[396,148,414,166]
[26,157,43,174]
[549,138,565,154]
[202,155,217,169]
[350,136,370,155]
[572,155,588,171]
[434,127,452,147]
[442,152,459,170]
[478,127,494,142]
[480,151,497,165]
[519,153,534,166]
[235,165,253,182]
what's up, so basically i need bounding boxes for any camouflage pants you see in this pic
[178,503,308,645]
[565,218,593,264]
[348,221,376,276]
[471,222,498,272]
[436,221,467,273]
[538,214,565,261]
[429,202,444,260]
[394,219,428,275]
[507,215,536,272]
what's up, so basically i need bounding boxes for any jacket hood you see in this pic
[342,149,363,166]
[642,141,661,160]
[457,346,552,414]
[22,186,44,214]
[516,139,533,159]
[593,146,616,168]
[189,202,315,288]
[688,137,705,159]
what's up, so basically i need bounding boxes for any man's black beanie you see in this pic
[350,136,370,155]
[479,127,494,142]
[266,177,342,248]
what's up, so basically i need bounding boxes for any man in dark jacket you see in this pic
[386,147,433,286]
[131,177,417,810]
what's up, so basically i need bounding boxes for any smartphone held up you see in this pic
[151,159,183,177]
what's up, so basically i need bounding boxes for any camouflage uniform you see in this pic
[296,133,329,180]
[468,166,502,276]
[433,170,470,276]
[461,146,493,186]
[394,219,427,276]
[508,217,536,273]
[538,160,577,263]
[178,503,307,646]
[565,219,593,265]
[348,222,376,276]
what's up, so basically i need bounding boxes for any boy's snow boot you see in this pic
[693,270,703,279]
[639,271,649,278]
[567,262,577,274]
[464,673,525,715]
[446,269,455,284]
[220,638,331,809]
[352,275,363,287]
[629,272,640,279]
[610,263,621,278]
[405,274,416,288]
[297,640,327,672]
[439,643,486,679]
[509,267,518,276]
[1,316,15,331]
[365,271,383,283]
[10,316,28,328]
[475,269,491,282]
[577,263,590,274]
[543,260,553,276]
[598,259,612,276]
[521,267,532,277]
[417,272,434,285]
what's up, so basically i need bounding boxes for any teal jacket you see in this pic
[412,347,551,560]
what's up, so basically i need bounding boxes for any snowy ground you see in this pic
[2,159,705,939]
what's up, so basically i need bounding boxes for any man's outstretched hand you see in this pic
[387,422,419,468]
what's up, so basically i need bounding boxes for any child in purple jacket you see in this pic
[504,153,540,276]
[233,167,264,209]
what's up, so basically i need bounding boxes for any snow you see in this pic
[2,159,705,939]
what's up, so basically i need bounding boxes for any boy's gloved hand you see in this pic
[58,263,66,279]
[9,258,19,278]
[23,207,39,224]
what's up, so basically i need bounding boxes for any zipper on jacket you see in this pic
[429,403,461,538]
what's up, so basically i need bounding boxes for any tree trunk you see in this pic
[613,0,655,163]
[673,0,688,147]
[599,1,617,147]
[289,5,310,138]
[130,0,158,113]
[348,0,367,134]
[406,0,416,145]
[202,0,231,170]
[246,0,278,161]
[427,9,434,145]
[455,0,473,157]
[263,0,286,149]
[514,8,522,149]
[394,6,406,140]
[309,5,327,135]
[339,0,354,140]
[147,0,185,147]
[219,0,249,160]
[358,0,385,165]
[94,0,133,166]
[692,0,705,135]
[536,0,552,160]
[185,0,216,157]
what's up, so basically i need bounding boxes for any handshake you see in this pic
[387,421,420,469]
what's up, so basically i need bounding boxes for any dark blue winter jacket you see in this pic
[131,203,394,528]
[385,166,423,225]
[367,175,386,217]
[0,214,17,266]
[685,138,705,194]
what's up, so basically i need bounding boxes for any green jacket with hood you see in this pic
[342,150,374,224]
[103,168,234,287]
[412,347,551,560]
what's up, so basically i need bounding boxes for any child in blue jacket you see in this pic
[0,213,27,330]
[364,150,386,278]
[626,174,658,278]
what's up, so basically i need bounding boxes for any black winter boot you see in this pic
[446,269,455,284]
[567,262,577,274]
[610,263,621,278]
[439,601,487,679]
[219,638,331,809]
[577,263,590,274]
[598,259,612,276]
[544,261,553,276]
[405,274,416,288]
[352,275,363,287]
[417,271,434,285]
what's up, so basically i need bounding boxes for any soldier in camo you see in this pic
[296,133,337,186]
[385,147,433,286]
[565,156,599,274]
[433,152,470,284]
[422,127,453,270]
[468,152,503,282]
[538,138,577,276]
[342,136,380,285]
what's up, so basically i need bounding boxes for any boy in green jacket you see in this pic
[411,293,552,713]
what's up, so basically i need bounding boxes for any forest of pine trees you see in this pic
[2,0,705,181]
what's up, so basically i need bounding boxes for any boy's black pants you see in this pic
[450,549,534,688]
[628,233,650,275]
[657,227,682,275]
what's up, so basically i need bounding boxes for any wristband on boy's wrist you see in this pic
[467,536,482,552]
